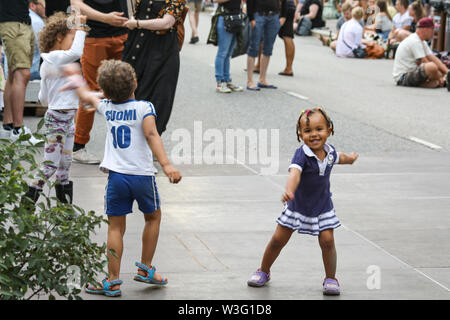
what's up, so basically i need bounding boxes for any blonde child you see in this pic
[24,12,88,204]
[247,108,358,295]
[64,60,182,297]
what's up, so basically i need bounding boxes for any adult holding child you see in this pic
[122,0,186,135]
[70,0,129,164]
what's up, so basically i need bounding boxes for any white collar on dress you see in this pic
[302,143,334,159]
[302,143,335,176]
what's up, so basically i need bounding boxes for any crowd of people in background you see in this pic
[0,0,449,148]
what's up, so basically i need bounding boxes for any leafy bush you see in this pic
[0,127,108,300]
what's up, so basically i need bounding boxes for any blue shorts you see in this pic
[105,171,160,216]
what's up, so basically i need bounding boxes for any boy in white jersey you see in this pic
[64,60,181,297]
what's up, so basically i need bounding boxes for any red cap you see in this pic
[417,17,434,29]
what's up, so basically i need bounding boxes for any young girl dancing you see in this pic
[247,108,358,295]
[24,12,88,204]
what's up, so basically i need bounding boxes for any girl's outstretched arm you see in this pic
[338,152,359,164]
[282,168,301,203]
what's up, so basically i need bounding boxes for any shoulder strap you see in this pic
[340,23,353,50]
[126,0,136,18]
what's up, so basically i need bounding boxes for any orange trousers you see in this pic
[74,34,128,145]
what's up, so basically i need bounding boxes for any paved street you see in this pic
[23,12,450,300]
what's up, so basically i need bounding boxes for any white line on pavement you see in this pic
[409,137,442,150]
[343,225,450,292]
[286,91,309,101]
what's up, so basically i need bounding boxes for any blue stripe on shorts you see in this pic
[105,171,160,216]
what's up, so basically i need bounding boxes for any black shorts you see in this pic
[278,14,294,39]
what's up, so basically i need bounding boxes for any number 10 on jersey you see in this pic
[111,125,131,149]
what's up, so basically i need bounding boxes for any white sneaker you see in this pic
[10,126,43,145]
[0,127,11,140]
[72,147,101,164]
[216,82,232,93]
[227,82,243,92]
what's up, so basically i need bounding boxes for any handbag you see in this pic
[365,42,385,59]
[352,46,368,58]
[176,6,189,51]
[231,15,250,58]
[223,13,246,34]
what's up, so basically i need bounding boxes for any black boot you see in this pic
[55,181,73,204]
[23,186,41,205]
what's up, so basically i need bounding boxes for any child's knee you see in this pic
[319,232,335,251]
[144,208,161,222]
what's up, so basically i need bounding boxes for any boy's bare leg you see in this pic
[139,209,165,281]
[260,224,295,274]
[318,229,337,279]
[107,215,126,289]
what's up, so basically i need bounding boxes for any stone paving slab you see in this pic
[67,152,450,300]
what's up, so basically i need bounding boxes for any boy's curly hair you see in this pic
[97,60,137,103]
[38,12,72,54]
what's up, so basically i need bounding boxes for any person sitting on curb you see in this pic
[319,1,356,51]
[388,0,413,44]
[393,17,449,89]
[294,0,325,36]
[335,6,368,58]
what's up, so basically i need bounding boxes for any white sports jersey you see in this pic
[97,99,157,176]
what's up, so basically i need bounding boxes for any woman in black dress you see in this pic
[123,0,185,135]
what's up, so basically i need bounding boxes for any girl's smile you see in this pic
[298,112,332,157]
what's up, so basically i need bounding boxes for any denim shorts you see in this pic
[247,13,280,57]
[105,171,160,216]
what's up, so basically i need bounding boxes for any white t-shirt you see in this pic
[39,30,86,110]
[392,11,413,30]
[392,32,432,82]
[97,99,157,176]
[336,19,364,58]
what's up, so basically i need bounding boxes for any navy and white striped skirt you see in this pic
[276,205,341,236]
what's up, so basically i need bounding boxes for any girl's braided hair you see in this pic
[296,107,334,143]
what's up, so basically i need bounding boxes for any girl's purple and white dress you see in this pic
[277,143,341,236]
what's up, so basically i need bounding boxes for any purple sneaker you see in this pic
[323,278,340,295]
[247,269,270,287]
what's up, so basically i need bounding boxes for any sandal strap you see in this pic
[135,262,155,278]
[102,278,123,290]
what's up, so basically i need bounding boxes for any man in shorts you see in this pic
[187,0,203,44]
[0,0,41,144]
[393,17,449,89]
